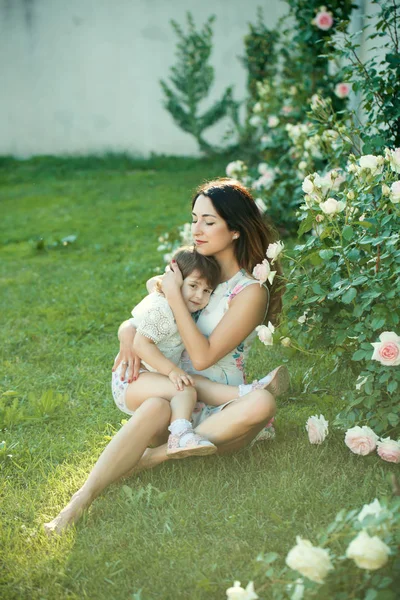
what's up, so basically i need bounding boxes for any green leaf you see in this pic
[387,381,398,394]
[342,287,357,304]
[342,225,354,241]
[298,213,315,237]
[319,249,334,261]
[262,552,279,564]
[387,412,399,426]
[352,349,367,361]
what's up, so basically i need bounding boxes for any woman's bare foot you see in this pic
[44,488,93,536]
[239,365,290,398]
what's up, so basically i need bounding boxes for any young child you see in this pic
[112,247,289,458]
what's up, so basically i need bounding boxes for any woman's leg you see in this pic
[134,388,276,471]
[192,375,239,406]
[192,365,289,407]
[44,396,171,534]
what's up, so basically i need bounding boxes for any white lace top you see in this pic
[180,269,269,386]
[130,292,183,372]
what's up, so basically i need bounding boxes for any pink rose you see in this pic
[377,438,400,463]
[345,426,379,455]
[306,414,329,444]
[371,331,400,366]
[334,83,351,99]
[314,10,334,31]
[252,259,276,285]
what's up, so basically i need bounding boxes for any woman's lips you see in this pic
[195,239,207,245]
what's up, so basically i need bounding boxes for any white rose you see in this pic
[302,176,314,194]
[281,337,291,347]
[345,426,379,455]
[226,581,258,600]
[358,499,383,522]
[298,312,308,324]
[346,531,390,570]
[386,147,400,173]
[226,160,245,178]
[390,181,400,203]
[252,259,276,286]
[286,536,333,583]
[359,154,383,175]
[268,115,280,128]
[306,414,329,444]
[320,198,346,215]
[256,322,275,346]
[253,102,262,114]
[266,240,284,263]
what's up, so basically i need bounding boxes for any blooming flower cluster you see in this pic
[252,240,283,284]
[345,426,400,463]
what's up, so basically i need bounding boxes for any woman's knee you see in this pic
[243,389,276,426]
[139,396,171,423]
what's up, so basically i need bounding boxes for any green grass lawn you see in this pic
[0,155,397,600]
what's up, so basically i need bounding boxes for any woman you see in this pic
[44,178,286,534]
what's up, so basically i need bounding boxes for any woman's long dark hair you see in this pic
[192,178,284,325]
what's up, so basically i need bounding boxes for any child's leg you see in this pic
[124,372,194,413]
[122,373,216,457]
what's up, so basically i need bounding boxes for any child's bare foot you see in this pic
[44,489,92,536]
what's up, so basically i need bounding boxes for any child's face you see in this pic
[181,270,213,313]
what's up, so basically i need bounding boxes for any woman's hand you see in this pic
[161,261,183,299]
[113,344,141,383]
[168,368,194,391]
[113,320,141,382]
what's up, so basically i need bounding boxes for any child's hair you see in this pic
[155,246,221,293]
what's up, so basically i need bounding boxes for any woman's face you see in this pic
[191,194,235,257]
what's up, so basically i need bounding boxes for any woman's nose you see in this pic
[192,220,202,235]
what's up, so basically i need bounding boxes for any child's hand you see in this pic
[168,368,194,391]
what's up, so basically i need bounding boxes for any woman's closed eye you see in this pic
[191,219,215,226]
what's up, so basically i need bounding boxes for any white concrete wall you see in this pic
[0,0,287,157]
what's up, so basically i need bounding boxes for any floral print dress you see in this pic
[181,269,275,440]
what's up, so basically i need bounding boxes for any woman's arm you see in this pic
[113,320,141,382]
[162,269,268,371]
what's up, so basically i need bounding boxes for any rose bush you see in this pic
[283,148,400,435]
[249,495,399,599]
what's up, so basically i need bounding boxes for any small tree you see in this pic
[160,13,234,154]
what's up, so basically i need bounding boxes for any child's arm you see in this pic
[133,333,194,391]
[146,275,162,294]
